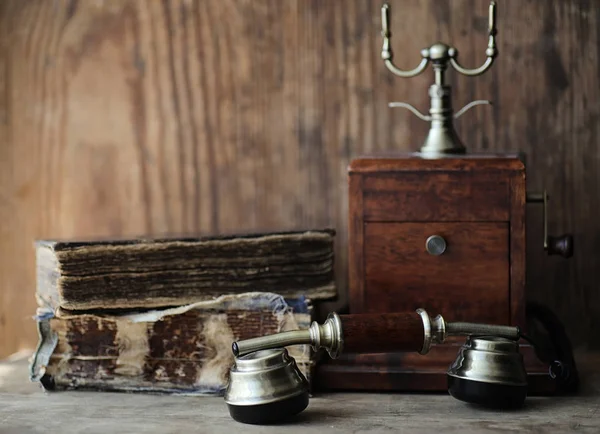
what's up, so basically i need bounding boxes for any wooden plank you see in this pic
[2,353,600,433]
[510,170,527,327]
[347,173,364,313]
[0,0,598,357]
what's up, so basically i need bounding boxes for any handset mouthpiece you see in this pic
[232,312,344,359]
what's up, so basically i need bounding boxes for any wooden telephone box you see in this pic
[315,2,573,394]
[316,153,571,394]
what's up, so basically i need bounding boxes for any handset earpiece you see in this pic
[446,302,579,409]
[225,348,310,425]
[447,336,528,408]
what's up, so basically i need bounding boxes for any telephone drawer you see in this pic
[363,222,510,324]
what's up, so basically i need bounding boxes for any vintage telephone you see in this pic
[223,305,578,425]
[222,0,578,425]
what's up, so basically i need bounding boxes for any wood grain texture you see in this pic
[348,153,525,172]
[362,172,510,222]
[347,173,364,313]
[363,222,510,323]
[333,155,528,392]
[0,0,598,357]
[339,312,424,354]
[510,171,528,328]
[4,352,600,434]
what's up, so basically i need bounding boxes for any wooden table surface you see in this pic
[1,351,599,433]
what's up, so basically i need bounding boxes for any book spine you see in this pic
[30,292,315,395]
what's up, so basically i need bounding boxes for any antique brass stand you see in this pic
[381,1,497,155]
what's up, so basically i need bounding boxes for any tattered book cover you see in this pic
[30,293,315,395]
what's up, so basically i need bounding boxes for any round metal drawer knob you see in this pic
[426,235,447,256]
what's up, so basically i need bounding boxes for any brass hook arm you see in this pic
[449,1,498,77]
[388,102,432,121]
[450,56,495,77]
[381,3,429,78]
[454,100,492,119]
[384,57,429,79]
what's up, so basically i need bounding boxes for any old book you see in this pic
[35,229,335,311]
[30,292,316,394]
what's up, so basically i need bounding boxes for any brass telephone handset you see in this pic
[224,308,578,424]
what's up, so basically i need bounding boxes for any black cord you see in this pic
[518,331,568,381]
[519,302,579,394]
[518,331,539,348]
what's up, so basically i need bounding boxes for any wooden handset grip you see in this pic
[339,312,425,354]
[232,309,520,359]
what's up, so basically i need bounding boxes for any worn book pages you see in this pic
[30,292,316,394]
[36,229,336,311]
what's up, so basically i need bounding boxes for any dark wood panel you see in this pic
[315,343,555,394]
[363,222,510,323]
[347,173,365,313]
[362,172,510,222]
[349,153,525,172]
[510,171,528,328]
[0,0,598,357]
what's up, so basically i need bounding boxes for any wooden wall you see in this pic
[0,0,598,358]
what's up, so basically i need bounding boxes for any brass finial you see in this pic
[381,1,498,155]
